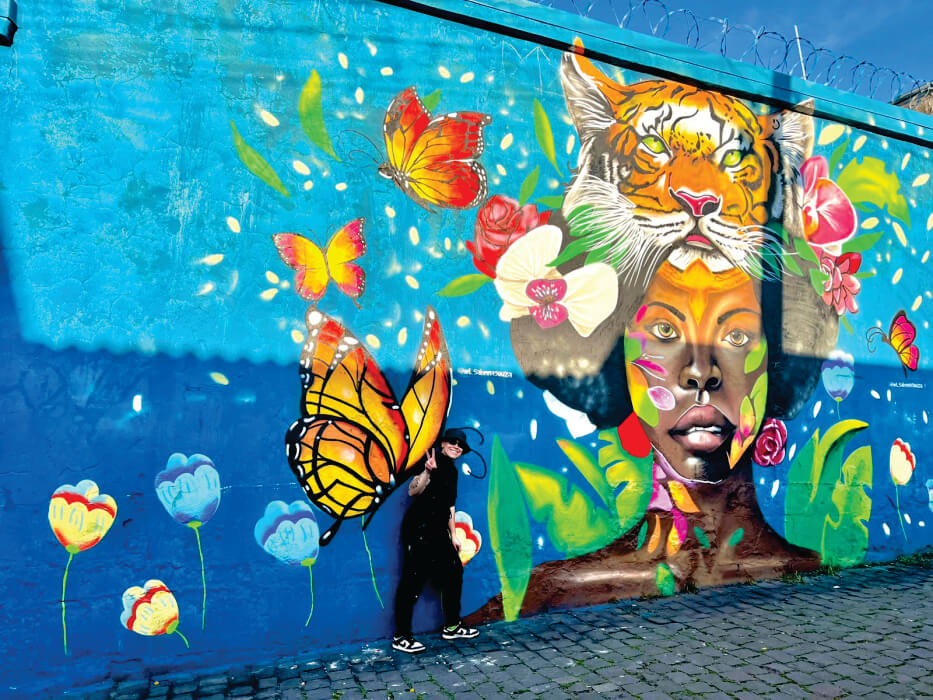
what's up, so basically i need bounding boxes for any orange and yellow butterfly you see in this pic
[378,87,491,211]
[272,218,366,306]
[285,306,452,544]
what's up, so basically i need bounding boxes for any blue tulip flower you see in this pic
[821,350,855,404]
[155,453,221,525]
[255,501,321,626]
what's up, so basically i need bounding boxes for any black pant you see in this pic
[393,528,463,637]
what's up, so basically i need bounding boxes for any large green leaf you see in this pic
[488,436,532,621]
[230,121,290,198]
[784,419,872,566]
[422,89,442,113]
[597,428,654,535]
[556,439,613,509]
[836,157,909,226]
[514,462,617,558]
[437,274,490,297]
[533,98,562,176]
[841,232,883,254]
[298,71,340,161]
[822,445,872,567]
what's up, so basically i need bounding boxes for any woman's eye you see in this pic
[722,149,743,167]
[642,136,667,155]
[651,321,678,341]
[725,329,749,347]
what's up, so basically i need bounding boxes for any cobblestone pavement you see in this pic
[79,558,932,700]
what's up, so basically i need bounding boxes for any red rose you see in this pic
[753,419,787,467]
[467,195,550,278]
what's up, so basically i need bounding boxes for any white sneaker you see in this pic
[441,622,479,640]
[392,635,426,653]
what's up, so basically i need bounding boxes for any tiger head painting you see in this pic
[560,46,813,286]
[509,46,835,429]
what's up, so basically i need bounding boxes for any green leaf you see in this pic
[853,271,876,279]
[794,237,819,264]
[841,232,883,254]
[230,121,291,198]
[727,528,745,547]
[782,252,803,277]
[535,195,565,209]
[298,71,340,161]
[488,436,532,621]
[598,428,654,535]
[841,316,854,334]
[437,274,490,297]
[557,440,613,510]
[828,138,849,173]
[822,445,872,567]
[547,237,592,268]
[837,156,909,226]
[514,462,617,558]
[518,166,540,206]
[750,373,768,434]
[533,98,562,176]
[656,563,675,596]
[784,419,872,567]
[809,268,829,295]
[636,520,648,549]
[744,339,767,375]
[422,89,442,113]
[693,526,710,549]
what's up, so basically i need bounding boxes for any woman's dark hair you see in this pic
[509,213,839,429]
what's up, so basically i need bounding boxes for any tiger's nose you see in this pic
[671,188,721,217]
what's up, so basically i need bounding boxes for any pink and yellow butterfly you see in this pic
[272,218,366,306]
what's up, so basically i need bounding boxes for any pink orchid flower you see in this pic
[820,251,861,315]
[801,156,858,248]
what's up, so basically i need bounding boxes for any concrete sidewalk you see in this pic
[84,558,932,699]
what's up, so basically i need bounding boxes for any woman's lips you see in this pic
[669,405,734,453]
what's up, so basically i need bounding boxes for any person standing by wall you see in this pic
[392,428,480,653]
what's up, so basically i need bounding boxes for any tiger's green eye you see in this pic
[722,149,743,167]
[642,136,666,154]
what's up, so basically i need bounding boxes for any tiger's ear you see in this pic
[560,46,624,144]
[760,101,815,237]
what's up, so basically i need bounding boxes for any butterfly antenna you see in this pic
[339,129,383,164]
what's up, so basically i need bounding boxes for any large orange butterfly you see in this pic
[285,306,452,544]
[272,218,366,306]
[867,310,920,376]
[378,87,491,211]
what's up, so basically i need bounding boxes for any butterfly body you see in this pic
[273,218,366,305]
[286,306,452,544]
[380,87,491,211]
[866,310,920,376]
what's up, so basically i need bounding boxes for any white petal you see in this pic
[561,263,619,337]
[494,225,563,283]
[499,301,529,322]
[494,276,533,309]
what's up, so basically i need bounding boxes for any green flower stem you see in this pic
[61,550,75,655]
[361,526,384,609]
[174,629,190,648]
[834,399,841,421]
[187,521,207,631]
[304,563,315,627]
[895,485,910,544]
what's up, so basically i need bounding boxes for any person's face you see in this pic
[441,440,464,459]
[624,262,767,482]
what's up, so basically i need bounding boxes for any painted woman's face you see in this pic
[624,261,767,483]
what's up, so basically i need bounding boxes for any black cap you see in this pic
[441,428,471,453]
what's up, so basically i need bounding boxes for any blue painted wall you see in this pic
[0,0,931,694]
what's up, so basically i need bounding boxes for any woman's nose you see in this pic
[678,348,722,392]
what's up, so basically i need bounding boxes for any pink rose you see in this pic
[820,251,861,315]
[753,419,787,467]
[467,195,550,278]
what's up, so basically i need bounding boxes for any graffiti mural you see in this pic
[1,0,931,694]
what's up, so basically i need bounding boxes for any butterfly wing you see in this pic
[402,112,492,210]
[399,307,452,474]
[383,87,431,177]
[272,233,328,302]
[889,310,920,371]
[324,217,366,301]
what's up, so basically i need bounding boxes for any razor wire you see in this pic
[526,0,927,103]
